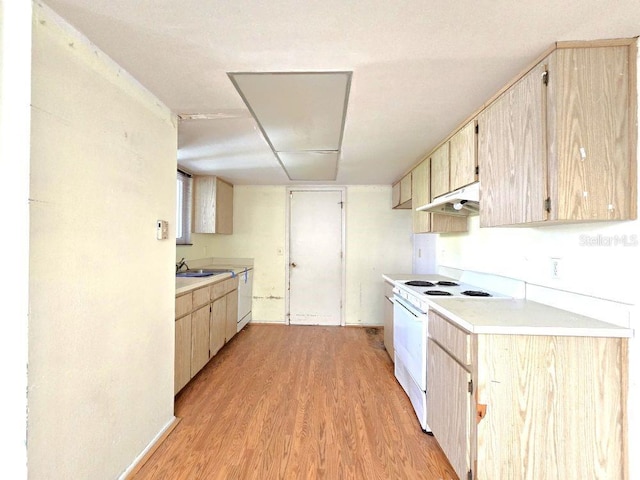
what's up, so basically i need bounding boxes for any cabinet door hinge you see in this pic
[475,165,479,175]
[468,379,473,394]
[544,197,551,213]
[475,124,479,134]
[468,469,473,480]
[542,69,549,86]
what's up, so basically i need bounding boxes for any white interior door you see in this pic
[288,189,343,325]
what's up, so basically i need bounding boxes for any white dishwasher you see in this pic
[237,268,253,332]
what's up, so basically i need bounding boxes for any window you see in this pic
[176,170,192,245]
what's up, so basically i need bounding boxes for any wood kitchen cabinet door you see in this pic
[412,156,468,233]
[174,315,192,395]
[449,120,477,191]
[391,181,401,207]
[411,158,431,233]
[210,295,226,356]
[479,43,636,227]
[430,143,450,200]
[478,61,548,227]
[474,334,626,479]
[190,304,210,377]
[399,173,412,206]
[193,176,234,234]
[427,338,472,480]
[392,173,412,209]
[548,46,635,221]
[225,290,238,343]
[431,214,468,233]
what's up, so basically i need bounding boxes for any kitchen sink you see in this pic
[176,269,232,278]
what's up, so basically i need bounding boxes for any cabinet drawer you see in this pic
[212,276,239,299]
[192,286,211,309]
[175,294,192,319]
[429,311,470,365]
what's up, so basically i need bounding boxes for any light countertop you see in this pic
[428,297,632,337]
[383,273,632,338]
[176,259,253,296]
[383,273,454,284]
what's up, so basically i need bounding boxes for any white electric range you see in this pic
[391,274,513,432]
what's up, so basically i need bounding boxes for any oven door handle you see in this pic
[394,295,424,318]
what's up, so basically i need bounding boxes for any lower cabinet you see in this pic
[190,304,211,377]
[427,339,471,480]
[383,281,394,360]
[210,296,226,357]
[175,275,239,395]
[225,288,238,342]
[427,310,627,480]
[174,315,192,395]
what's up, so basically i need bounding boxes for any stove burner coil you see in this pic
[424,290,453,296]
[436,281,459,287]
[461,290,491,297]
[405,281,436,287]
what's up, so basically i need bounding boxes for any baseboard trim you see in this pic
[120,416,181,479]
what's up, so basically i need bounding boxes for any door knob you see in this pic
[290,262,297,268]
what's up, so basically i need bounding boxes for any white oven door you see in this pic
[393,295,428,391]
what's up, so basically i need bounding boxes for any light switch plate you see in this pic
[157,220,169,240]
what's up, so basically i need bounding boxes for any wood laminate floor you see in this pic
[134,324,457,480]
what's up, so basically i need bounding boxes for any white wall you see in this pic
[28,5,177,479]
[437,40,640,478]
[179,185,413,325]
[0,2,31,478]
[345,186,413,324]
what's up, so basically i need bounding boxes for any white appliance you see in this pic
[393,294,429,430]
[237,268,253,331]
[416,181,480,216]
[392,276,510,432]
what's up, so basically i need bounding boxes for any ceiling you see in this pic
[45,0,640,185]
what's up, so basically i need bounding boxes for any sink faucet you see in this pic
[176,257,189,273]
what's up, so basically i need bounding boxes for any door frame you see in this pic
[285,186,346,326]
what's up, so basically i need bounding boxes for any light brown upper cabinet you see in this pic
[193,176,234,234]
[478,42,637,227]
[412,158,431,232]
[392,172,413,209]
[412,157,468,234]
[449,120,478,191]
[430,121,478,201]
[430,143,450,200]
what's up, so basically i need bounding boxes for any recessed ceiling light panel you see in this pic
[229,71,351,181]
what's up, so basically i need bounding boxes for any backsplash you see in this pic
[435,216,638,328]
[438,216,638,306]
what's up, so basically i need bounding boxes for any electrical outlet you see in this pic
[550,257,562,279]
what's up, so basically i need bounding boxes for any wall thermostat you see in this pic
[156,220,169,240]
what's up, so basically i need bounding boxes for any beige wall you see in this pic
[28,4,177,479]
[345,185,413,324]
[437,40,640,478]
[0,1,31,477]
[179,185,288,321]
[178,185,413,324]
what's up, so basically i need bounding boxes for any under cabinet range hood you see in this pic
[416,182,480,216]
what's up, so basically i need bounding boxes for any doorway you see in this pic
[287,188,345,326]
